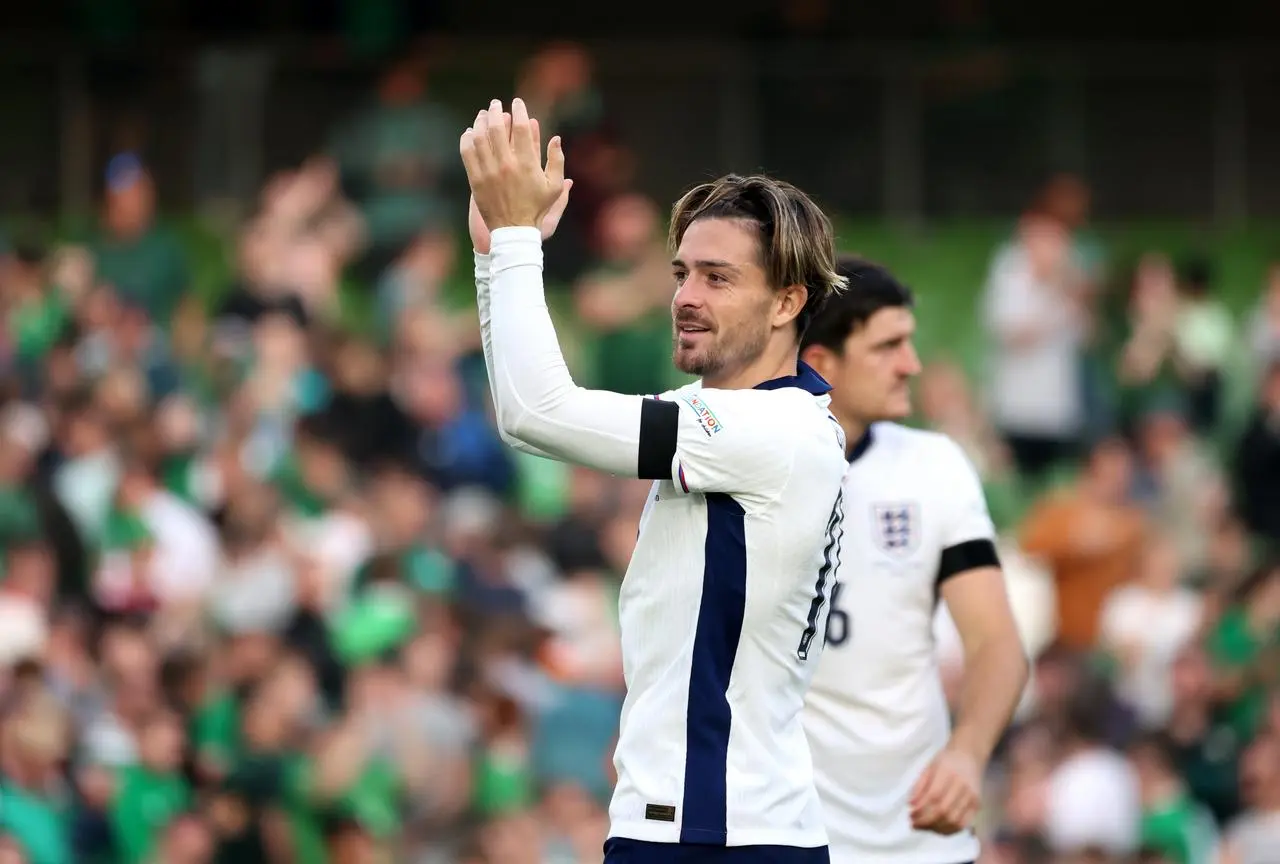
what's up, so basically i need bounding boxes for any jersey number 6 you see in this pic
[824,581,849,647]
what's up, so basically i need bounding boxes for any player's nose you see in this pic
[672,278,707,309]
[900,344,923,376]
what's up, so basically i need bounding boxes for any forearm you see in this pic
[475,250,561,461]
[950,639,1029,764]
[488,227,651,477]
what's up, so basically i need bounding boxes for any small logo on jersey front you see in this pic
[681,394,724,437]
[644,803,677,822]
[872,502,920,556]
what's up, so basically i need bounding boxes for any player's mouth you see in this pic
[676,325,711,347]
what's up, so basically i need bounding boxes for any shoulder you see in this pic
[873,424,977,473]
[665,385,830,433]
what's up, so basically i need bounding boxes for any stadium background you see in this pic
[0,1,1278,861]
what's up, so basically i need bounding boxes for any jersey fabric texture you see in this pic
[804,423,1000,864]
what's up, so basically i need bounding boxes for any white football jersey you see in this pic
[804,423,999,864]
[609,365,847,848]
[474,231,845,850]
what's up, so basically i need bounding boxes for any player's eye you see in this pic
[707,272,728,285]
[672,269,688,284]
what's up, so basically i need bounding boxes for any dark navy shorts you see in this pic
[604,838,831,863]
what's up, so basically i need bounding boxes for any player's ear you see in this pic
[773,283,808,330]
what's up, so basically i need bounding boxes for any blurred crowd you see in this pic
[1,39,1279,864]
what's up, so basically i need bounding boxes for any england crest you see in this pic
[871,502,920,555]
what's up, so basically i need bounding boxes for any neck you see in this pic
[829,406,869,458]
[703,343,801,391]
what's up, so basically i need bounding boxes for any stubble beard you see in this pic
[672,321,769,382]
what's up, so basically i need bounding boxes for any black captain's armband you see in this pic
[936,538,1001,585]
[637,398,680,480]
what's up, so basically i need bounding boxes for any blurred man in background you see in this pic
[800,258,1028,864]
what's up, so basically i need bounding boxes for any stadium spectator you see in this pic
[89,154,191,327]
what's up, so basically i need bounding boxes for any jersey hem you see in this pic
[826,841,980,864]
[610,822,828,847]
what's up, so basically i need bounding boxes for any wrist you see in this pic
[948,729,993,766]
[489,226,544,276]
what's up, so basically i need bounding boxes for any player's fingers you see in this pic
[911,807,941,832]
[510,97,537,164]
[471,111,497,174]
[909,764,937,808]
[459,129,483,181]
[485,99,512,163]
[937,781,977,833]
[910,772,952,827]
[935,783,971,831]
[545,136,566,187]
[530,117,542,158]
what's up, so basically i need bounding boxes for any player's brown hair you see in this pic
[668,174,847,336]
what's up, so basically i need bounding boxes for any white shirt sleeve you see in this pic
[664,387,797,496]
[474,248,560,462]
[935,436,1000,581]
[486,227,798,493]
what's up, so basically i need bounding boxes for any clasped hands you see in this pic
[460,98,572,252]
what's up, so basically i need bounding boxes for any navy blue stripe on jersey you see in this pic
[605,838,830,862]
[680,493,747,845]
[937,538,1001,584]
[752,360,832,396]
[798,489,843,660]
[638,398,680,480]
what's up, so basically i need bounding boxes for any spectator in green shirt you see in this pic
[90,154,191,327]
[328,53,461,280]
[4,239,69,395]
[1205,560,1280,740]
[1131,733,1220,864]
[110,710,193,863]
[572,194,681,398]
[0,694,73,864]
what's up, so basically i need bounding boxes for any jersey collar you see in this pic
[847,425,875,464]
[752,361,832,396]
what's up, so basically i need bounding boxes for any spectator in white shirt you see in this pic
[982,213,1089,481]
[1099,533,1204,728]
[1043,695,1142,858]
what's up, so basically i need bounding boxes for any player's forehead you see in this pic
[672,218,763,272]
[845,305,916,348]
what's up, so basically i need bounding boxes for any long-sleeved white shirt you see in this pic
[478,226,848,848]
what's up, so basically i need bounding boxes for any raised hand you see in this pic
[461,98,567,233]
[468,118,571,253]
